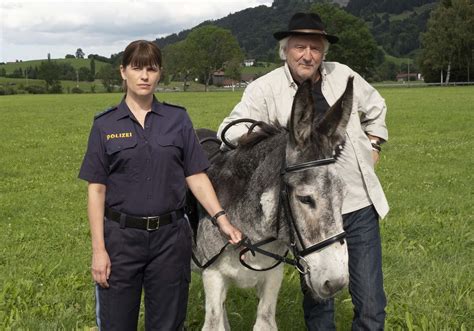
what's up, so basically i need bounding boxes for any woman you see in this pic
[78,40,242,330]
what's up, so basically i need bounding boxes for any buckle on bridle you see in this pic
[296,256,309,275]
[146,216,160,231]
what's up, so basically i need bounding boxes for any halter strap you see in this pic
[284,158,336,173]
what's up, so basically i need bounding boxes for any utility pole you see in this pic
[407,61,410,87]
[76,69,79,88]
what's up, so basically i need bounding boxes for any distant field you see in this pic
[0,58,109,74]
[0,87,472,330]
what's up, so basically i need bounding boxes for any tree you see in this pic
[38,60,62,92]
[311,3,383,78]
[65,54,75,59]
[78,66,92,81]
[76,48,85,59]
[184,25,244,91]
[419,0,474,83]
[90,58,96,81]
[97,64,121,92]
[225,58,243,91]
[163,40,194,91]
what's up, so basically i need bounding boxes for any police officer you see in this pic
[79,40,242,331]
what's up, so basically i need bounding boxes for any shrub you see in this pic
[71,87,84,94]
[25,85,47,94]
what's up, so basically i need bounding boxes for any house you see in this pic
[396,73,422,82]
[244,59,255,67]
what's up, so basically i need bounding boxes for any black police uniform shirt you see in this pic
[78,96,210,216]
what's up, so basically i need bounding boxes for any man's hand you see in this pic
[372,150,380,166]
[91,248,111,288]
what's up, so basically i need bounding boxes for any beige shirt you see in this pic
[217,62,389,219]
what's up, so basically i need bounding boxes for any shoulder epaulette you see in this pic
[94,106,117,119]
[163,102,187,112]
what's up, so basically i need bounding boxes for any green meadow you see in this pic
[0,87,472,330]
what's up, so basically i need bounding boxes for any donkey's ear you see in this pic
[315,76,353,146]
[289,80,314,148]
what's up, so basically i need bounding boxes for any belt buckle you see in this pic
[146,216,160,231]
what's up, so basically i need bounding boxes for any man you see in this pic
[217,12,389,330]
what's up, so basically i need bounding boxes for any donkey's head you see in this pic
[283,77,353,299]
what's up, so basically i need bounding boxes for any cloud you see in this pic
[0,0,272,62]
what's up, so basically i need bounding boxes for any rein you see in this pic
[194,119,346,274]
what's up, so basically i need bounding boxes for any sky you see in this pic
[0,0,273,63]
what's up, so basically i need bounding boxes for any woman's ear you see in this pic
[120,65,126,80]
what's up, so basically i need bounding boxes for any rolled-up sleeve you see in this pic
[217,84,269,147]
[78,122,108,184]
[354,73,388,142]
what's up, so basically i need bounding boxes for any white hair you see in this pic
[278,35,330,61]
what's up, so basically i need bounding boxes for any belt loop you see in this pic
[119,213,126,229]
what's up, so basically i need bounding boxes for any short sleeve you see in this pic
[181,114,210,177]
[78,122,109,184]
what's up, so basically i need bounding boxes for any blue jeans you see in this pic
[302,205,387,330]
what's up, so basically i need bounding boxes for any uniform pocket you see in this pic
[156,135,183,149]
[105,137,138,177]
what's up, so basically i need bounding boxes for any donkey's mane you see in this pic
[237,121,285,150]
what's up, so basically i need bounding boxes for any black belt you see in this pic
[105,207,184,231]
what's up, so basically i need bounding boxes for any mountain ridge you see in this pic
[155,0,437,60]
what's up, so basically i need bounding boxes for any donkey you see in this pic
[193,77,354,330]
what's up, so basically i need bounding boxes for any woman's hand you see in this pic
[216,215,243,245]
[91,248,111,288]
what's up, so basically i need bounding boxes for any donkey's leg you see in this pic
[202,268,229,331]
[253,264,284,331]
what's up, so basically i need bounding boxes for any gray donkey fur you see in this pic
[193,77,354,330]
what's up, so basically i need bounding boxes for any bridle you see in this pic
[194,119,346,274]
[275,155,346,273]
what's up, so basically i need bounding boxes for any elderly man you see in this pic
[217,12,389,330]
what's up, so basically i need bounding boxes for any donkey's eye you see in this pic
[297,195,315,208]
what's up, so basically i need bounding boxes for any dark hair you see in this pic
[121,40,162,69]
[121,40,162,91]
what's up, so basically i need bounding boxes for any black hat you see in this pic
[273,12,339,44]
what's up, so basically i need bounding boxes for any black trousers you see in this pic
[96,216,192,331]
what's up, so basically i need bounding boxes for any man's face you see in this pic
[285,35,325,83]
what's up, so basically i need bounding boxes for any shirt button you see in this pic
[147,194,152,199]
[146,159,150,163]
[144,140,148,144]
[146,177,151,181]
[145,124,150,129]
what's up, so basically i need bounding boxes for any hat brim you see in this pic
[273,30,339,44]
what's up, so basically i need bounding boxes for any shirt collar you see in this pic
[283,62,298,89]
[113,95,164,121]
[284,62,325,89]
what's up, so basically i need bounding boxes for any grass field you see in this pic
[0,86,472,330]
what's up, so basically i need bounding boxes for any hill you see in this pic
[155,0,438,60]
[0,58,109,75]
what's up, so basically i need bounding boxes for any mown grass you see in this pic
[0,87,472,330]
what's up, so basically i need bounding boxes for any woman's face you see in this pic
[120,64,160,97]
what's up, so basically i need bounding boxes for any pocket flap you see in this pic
[105,137,138,155]
[157,135,183,148]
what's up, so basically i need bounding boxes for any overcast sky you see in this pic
[0,0,272,63]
